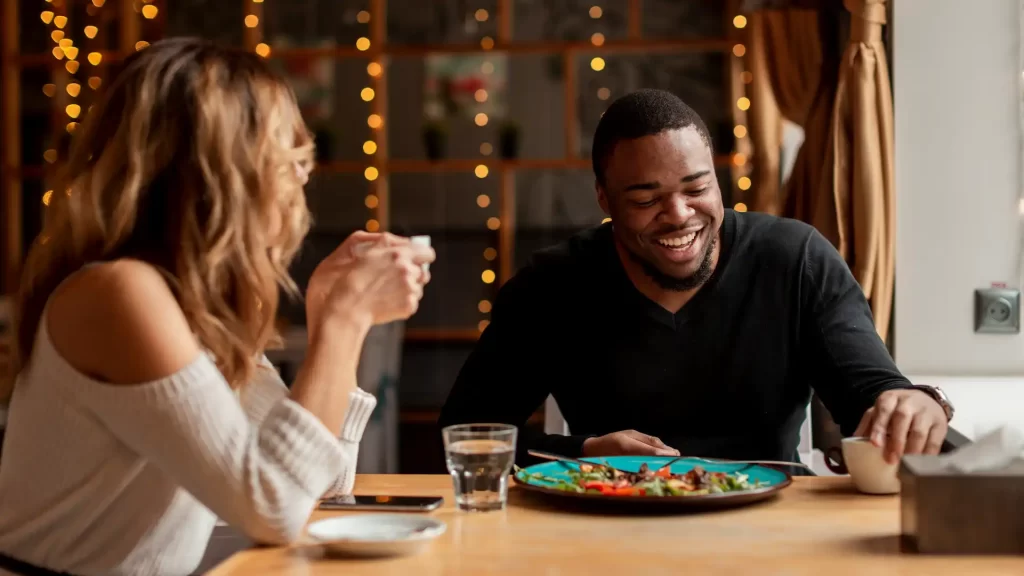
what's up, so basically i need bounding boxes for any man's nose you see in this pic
[662,195,696,223]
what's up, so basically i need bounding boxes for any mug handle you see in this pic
[824,447,848,475]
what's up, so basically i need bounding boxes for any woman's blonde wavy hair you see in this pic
[5,38,314,401]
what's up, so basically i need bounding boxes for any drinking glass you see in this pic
[442,424,518,512]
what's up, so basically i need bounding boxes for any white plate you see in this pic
[306,514,446,558]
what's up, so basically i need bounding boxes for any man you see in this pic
[439,89,952,468]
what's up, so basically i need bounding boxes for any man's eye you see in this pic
[688,187,708,196]
[632,199,658,208]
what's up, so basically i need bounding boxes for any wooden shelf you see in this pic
[404,328,481,343]
[15,38,731,69]
[401,409,544,426]
[14,155,733,179]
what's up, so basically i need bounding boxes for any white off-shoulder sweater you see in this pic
[0,309,376,576]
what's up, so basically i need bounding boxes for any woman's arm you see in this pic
[47,261,368,544]
[242,355,375,497]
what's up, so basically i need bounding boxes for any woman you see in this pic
[0,38,434,576]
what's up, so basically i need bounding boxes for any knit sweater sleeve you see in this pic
[240,356,376,497]
[60,353,360,545]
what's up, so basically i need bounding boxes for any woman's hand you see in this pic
[306,231,434,340]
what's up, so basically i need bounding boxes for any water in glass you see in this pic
[443,425,517,511]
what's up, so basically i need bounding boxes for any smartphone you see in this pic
[318,495,444,512]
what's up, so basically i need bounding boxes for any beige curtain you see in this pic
[827,0,895,341]
[747,8,834,216]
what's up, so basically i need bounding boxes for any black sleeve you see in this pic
[438,266,593,465]
[800,229,913,435]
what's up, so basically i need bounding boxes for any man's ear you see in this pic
[596,182,610,216]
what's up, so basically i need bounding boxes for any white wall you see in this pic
[894,0,1024,436]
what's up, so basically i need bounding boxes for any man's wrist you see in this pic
[910,384,955,421]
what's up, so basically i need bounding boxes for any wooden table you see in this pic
[207,475,1024,575]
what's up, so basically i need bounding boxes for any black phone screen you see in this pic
[318,495,444,511]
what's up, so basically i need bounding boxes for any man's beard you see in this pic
[627,235,717,292]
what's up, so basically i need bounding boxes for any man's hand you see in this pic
[854,389,948,464]
[582,430,680,457]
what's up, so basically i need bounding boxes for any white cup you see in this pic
[840,437,901,495]
[410,235,431,273]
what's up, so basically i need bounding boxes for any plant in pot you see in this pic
[422,119,448,161]
[499,120,520,160]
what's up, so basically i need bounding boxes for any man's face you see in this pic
[597,127,724,291]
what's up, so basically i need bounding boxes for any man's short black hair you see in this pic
[591,89,713,187]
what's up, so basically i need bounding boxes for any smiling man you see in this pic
[439,89,952,469]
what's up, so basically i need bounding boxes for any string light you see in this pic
[478,320,490,332]
[486,217,500,230]
[87,52,102,65]
[244,14,258,27]
[42,190,53,206]
[732,9,752,210]
[84,26,98,38]
[54,15,67,29]
[66,83,80,97]
[475,9,489,21]
[474,89,488,103]
[481,270,496,284]
[602,217,611,224]
[255,43,271,57]
[483,248,497,261]
[142,4,158,19]
[478,300,492,313]
[476,194,491,208]
[589,5,603,18]
[358,10,380,232]
[474,113,488,126]
[591,33,605,47]
[480,143,493,156]
[88,76,102,90]
[590,57,605,71]
[597,87,611,100]
[480,36,494,50]
[41,11,54,24]
[474,164,489,178]
[135,41,150,50]
[42,84,56,97]
[481,61,495,75]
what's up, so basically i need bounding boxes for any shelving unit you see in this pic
[1,0,752,344]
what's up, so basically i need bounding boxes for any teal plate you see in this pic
[513,456,792,509]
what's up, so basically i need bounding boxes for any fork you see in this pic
[688,457,813,473]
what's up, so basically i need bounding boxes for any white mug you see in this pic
[835,437,901,495]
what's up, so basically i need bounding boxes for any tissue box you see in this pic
[900,454,1024,554]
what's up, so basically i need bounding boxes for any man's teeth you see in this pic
[657,232,698,249]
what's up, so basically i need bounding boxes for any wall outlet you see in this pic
[974,288,1021,334]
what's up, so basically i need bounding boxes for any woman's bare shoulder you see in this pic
[46,260,201,385]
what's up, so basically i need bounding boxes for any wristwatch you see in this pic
[912,384,955,422]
